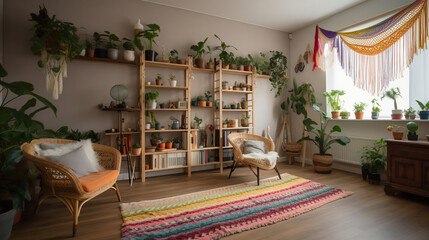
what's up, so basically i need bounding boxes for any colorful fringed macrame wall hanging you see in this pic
[313,0,429,95]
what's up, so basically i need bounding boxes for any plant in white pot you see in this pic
[299,104,351,173]
[145,91,159,109]
[168,73,177,87]
[103,31,120,60]
[382,87,402,119]
[323,90,345,119]
[122,38,135,61]
[371,98,381,119]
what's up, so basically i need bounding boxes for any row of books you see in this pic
[215,130,239,147]
[215,149,234,161]
[190,150,216,165]
[150,153,187,169]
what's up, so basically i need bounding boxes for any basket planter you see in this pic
[207,62,215,70]
[312,154,333,173]
[286,142,302,153]
[241,119,249,127]
[392,131,404,140]
[331,111,340,119]
[241,101,248,109]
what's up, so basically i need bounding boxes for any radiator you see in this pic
[329,136,377,165]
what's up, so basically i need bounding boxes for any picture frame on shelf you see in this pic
[177,101,187,109]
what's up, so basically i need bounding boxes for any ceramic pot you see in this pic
[155,122,161,130]
[87,49,95,58]
[198,101,207,107]
[145,123,151,130]
[148,100,157,109]
[340,112,350,119]
[207,102,213,107]
[195,58,205,68]
[107,48,119,60]
[392,109,402,114]
[131,148,142,156]
[244,66,252,71]
[419,111,429,119]
[157,143,165,149]
[156,79,162,85]
[238,65,244,71]
[169,80,177,87]
[173,142,180,149]
[392,131,403,140]
[94,48,107,58]
[165,142,173,149]
[79,49,86,56]
[145,50,158,61]
[355,112,364,119]
[229,64,237,70]
[207,62,215,70]
[312,154,333,173]
[407,132,418,141]
[229,119,238,128]
[241,101,248,109]
[331,111,340,119]
[391,113,403,119]
[371,112,379,119]
[191,100,198,106]
[123,50,135,61]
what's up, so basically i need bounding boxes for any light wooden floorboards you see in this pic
[10,163,429,240]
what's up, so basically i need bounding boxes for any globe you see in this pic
[110,84,129,103]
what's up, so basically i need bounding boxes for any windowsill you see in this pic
[331,118,429,122]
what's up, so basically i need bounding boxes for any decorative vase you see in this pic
[131,148,142,156]
[123,50,135,61]
[195,58,205,68]
[145,50,158,61]
[107,48,119,60]
[331,111,340,119]
[312,154,333,173]
[169,80,177,87]
[419,110,429,119]
[165,142,173,149]
[355,112,364,119]
[392,131,404,140]
[371,112,379,119]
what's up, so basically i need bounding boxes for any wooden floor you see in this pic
[10,163,429,240]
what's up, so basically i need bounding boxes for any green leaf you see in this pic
[331,125,342,133]
[29,92,57,117]
[0,80,34,95]
[5,146,23,165]
[19,98,37,113]
[0,63,8,77]
[37,60,44,68]
[0,129,25,142]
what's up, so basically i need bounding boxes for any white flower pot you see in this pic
[145,123,151,129]
[392,109,402,114]
[123,50,135,61]
[148,100,157,109]
[169,80,177,87]
[107,48,119,60]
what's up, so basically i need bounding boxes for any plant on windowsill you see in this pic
[340,110,350,119]
[371,98,381,119]
[323,90,345,119]
[416,100,429,119]
[406,122,418,141]
[298,104,351,173]
[403,107,417,120]
[361,138,386,184]
[190,37,208,68]
[387,124,404,140]
[353,102,367,119]
[382,87,402,119]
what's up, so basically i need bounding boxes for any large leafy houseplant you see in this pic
[29,5,82,100]
[361,138,386,183]
[0,63,57,212]
[135,23,160,61]
[190,37,208,68]
[214,34,237,67]
[267,51,288,97]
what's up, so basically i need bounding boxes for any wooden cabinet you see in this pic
[385,140,429,197]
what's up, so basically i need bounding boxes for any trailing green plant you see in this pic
[0,63,57,210]
[204,91,212,102]
[353,102,367,112]
[283,78,316,118]
[404,107,416,115]
[267,51,288,97]
[323,90,345,111]
[135,23,161,51]
[102,31,120,49]
[371,98,381,113]
[190,37,208,59]
[298,104,351,155]
[122,38,135,51]
[145,91,159,102]
[361,138,386,173]
[194,116,203,129]
[416,100,429,111]
[381,87,401,110]
[169,49,179,62]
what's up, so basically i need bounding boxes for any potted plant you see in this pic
[155,120,161,130]
[145,91,159,109]
[323,90,345,119]
[235,56,247,71]
[194,116,203,129]
[382,87,402,119]
[0,64,57,235]
[267,51,288,97]
[404,107,417,120]
[172,137,180,149]
[122,38,135,61]
[406,122,418,140]
[340,110,350,119]
[102,31,120,60]
[353,102,367,119]
[197,96,206,107]
[361,138,386,184]
[230,102,238,109]
[169,49,179,64]
[371,98,381,119]
[85,39,95,58]
[168,73,177,87]
[222,81,229,90]
[248,52,269,75]
[93,32,107,58]
[165,140,173,149]
[29,6,83,100]
[229,119,238,128]
[190,37,208,68]
[416,100,429,119]
[191,97,198,106]
[205,91,212,107]
[241,114,250,127]
[387,125,404,140]
[299,104,351,173]
[206,46,215,69]
[222,118,229,128]
[241,98,249,109]
[157,140,165,150]
[131,143,142,156]
[214,34,237,69]
[135,23,161,61]
[150,133,162,146]
[229,55,237,70]
[155,73,162,85]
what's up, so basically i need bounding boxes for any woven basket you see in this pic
[312,154,333,173]
[286,142,303,152]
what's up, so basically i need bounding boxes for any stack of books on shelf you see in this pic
[151,153,187,169]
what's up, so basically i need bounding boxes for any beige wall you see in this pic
[289,0,429,172]
[3,0,289,144]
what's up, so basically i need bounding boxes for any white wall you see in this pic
[289,0,429,170]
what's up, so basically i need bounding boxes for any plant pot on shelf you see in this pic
[155,122,161,130]
[86,49,95,58]
[94,48,107,58]
[159,103,165,109]
[145,50,158,61]
[150,138,159,146]
[244,66,252,71]
[157,143,165,149]
[155,79,162,86]
[312,154,333,173]
[198,101,207,107]
[238,65,244,71]
[241,101,248,109]
[173,142,180,149]
[148,100,157,109]
[0,201,16,240]
[229,119,238,128]
[233,86,240,91]
[207,62,215,70]
[392,131,404,140]
[107,48,119,60]
[207,102,213,107]
[229,64,237,70]
[165,142,173,149]
[223,64,230,69]
[371,112,379,119]
[405,114,416,120]
[178,59,186,64]
[407,132,418,141]
[391,109,403,119]
[331,111,340,119]
[340,112,350,119]
[131,147,142,156]
[241,119,249,127]
[191,100,198,106]
[286,142,303,153]
[123,50,135,61]
[195,58,205,68]
[419,110,429,119]
[355,112,364,119]
[169,80,177,87]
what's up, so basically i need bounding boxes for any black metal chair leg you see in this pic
[228,160,237,179]
[274,165,282,180]
[257,167,260,185]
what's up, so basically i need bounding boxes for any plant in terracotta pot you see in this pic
[85,39,95,57]
[403,107,417,120]
[102,31,120,60]
[168,73,177,87]
[155,73,162,85]
[122,38,135,61]
[353,102,367,119]
[157,140,166,150]
[416,100,429,119]
[214,34,237,69]
[29,5,83,100]
[145,91,159,109]
[196,96,206,107]
[382,87,402,119]
[194,116,203,129]
[340,110,350,119]
[135,23,161,61]
[241,114,250,127]
[169,49,179,63]
[361,138,386,184]
[190,37,208,68]
[406,122,418,141]
[206,46,215,69]
[131,143,142,156]
[172,137,180,149]
[150,133,162,146]
[323,90,345,119]
[387,124,404,140]
[298,104,351,173]
[235,56,249,71]
[165,140,173,149]
[371,98,381,119]
[204,91,212,107]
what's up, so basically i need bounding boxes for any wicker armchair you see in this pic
[227,133,281,185]
[22,138,122,237]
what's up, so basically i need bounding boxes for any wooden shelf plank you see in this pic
[255,74,271,79]
[145,108,188,111]
[191,67,215,73]
[191,161,220,166]
[74,56,138,66]
[222,127,250,130]
[145,165,188,172]
[222,90,253,94]
[145,85,188,90]
[144,149,188,155]
[105,131,140,136]
[220,109,251,112]
[191,105,214,109]
[221,69,253,76]
[101,107,141,112]
[121,154,141,157]
[145,129,188,133]
[145,60,188,70]
[190,146,220,151]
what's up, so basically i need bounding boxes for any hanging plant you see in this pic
[29,5,82,100]
[268,51,288,97]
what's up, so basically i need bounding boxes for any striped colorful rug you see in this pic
[120,174,352,240]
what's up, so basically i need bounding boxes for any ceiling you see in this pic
[142,0,367,32]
